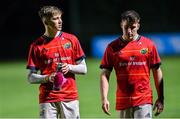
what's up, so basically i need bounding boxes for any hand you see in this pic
[153,99,164,116]
[102,99,111,115]
[45,72,56,83]
[61,63,70,74]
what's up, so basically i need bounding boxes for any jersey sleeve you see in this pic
[100,45,113,71]
[26,44,39,71]
[149,41,161,68]
[72,35,85,62]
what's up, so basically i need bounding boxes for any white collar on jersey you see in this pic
[133,34,139,41]
[55,31,62,37]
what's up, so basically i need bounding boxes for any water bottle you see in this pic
[53,63,67,90]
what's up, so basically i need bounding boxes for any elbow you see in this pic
[27,76,35,84]
[79,66,87,75]
[80,68,87,75]
[28,78,33,84]
[28,78,34,84]
[82,69,87,75]
[82,66,87,75]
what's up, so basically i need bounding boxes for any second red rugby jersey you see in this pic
[100,36,161,110]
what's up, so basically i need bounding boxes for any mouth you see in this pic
[58,25,62,29]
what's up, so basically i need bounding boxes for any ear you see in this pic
[42,18,49,25]
[138,23,140,28]
[44,20,48,25]
[120,22,123,29]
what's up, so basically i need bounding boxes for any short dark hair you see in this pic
[38,6,63,19]
[121,10,140,24]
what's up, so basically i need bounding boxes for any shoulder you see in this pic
[62,32,78,41]
[31,36,45,46]
[108,38,120,47]
[106,37,121,51]
[140,36,155,46]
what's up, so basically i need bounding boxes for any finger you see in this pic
[102,104,111,115]
[153,105,156,111]
[63,70,68,74]
[102,107,111,115]
[61,68,66,74]
[154,108,162,116]
[157,107,163,114]
[62,68,69,74]
[155,112,160,116]
[154,107,163,116]
[52,72,57,76]
[62,63,67,67]
[61,65,69,74]
[105,111,111,115]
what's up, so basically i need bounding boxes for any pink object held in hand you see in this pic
[53,72,67,90]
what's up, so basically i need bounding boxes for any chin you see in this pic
[57,28,62,31]
[128,37,133,39]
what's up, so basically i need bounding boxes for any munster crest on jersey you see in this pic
[140,48,148,54]
[64,42,71,49]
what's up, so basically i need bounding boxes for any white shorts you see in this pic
[118,104,152,119]
[39,100,80,119]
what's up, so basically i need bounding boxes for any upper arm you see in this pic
[100,68,111,81]
[152,67,162,77]
[100,45,113,71]
[27,45,40,71]
[149,41,161,68]
[75,57,86,65]
[152,67,163,89]
[28,69,38,78]
[72,35,85,62]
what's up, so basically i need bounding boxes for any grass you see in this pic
[0,57,180,118]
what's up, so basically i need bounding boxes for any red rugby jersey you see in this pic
[27,32,85,103]
[100,36,161,110]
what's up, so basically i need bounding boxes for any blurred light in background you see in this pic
[91,33,180,58]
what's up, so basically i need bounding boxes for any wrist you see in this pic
[44,76,49,83]
[68,64,73,71]
[159,96,164,103]
[102,97,108,102]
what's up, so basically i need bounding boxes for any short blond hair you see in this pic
[38,6,63,20]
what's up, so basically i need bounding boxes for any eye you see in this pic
[124,25,129,29]
[130,26,136,29]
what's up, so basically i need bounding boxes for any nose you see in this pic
[58,18,62,24]
[127,28,132,34]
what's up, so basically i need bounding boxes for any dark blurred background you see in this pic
[0,0,179,60]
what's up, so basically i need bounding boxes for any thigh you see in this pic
[133,104,152,119]
[39,102,57,119]
[60,100,80,119]
[118,108,133,119]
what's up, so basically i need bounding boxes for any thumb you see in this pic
[153,104,156,111]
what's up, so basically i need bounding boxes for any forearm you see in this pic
[100,77,109,101]
[100,69,111,101]
[28,73,48,84]
[158,78,164,102]
[68,59,87,74]
[153,67,164,103]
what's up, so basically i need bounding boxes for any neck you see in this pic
[122,34,139,42]
[133,34,139,41]
[44,31,61,38]
[44,28,61,38]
